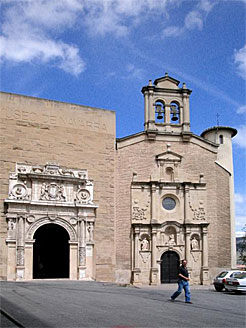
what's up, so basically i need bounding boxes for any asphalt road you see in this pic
[0,281,245,328]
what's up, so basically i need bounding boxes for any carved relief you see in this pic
[132,200,147,221]
[87,222,94,242]
[7,218,16,231]
[26,216,35,224]
[189,199,206,220]
[17,247,24,266]
[76,188,91,204]
[70,217,77,225]
[140,251,151,264]
[79,247,86,265]
[9,184,28,200]
[40,182,66,201]
[191,251,200,262]
[165,226,176,245]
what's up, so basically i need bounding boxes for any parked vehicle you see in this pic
[213,270,243,292]
[225,272,246,293]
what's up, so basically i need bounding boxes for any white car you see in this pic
[225,272,246,293]
[213,270,243,292]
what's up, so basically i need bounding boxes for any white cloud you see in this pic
[163,0,217,38]
[0,0,179,74]
[163,26,184,37]
[233,125,246,148]
[0,0,85,75]
[235,193,246,204]
[235,215,246,232]
[235,192,246,234]
[237,105,246,114]
[234,45,246,80]
[126,64,145,80]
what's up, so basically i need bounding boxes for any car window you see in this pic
[217,271,228,278]
[235,272,246,279]
[230,272,242,277]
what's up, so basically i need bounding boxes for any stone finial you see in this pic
[165,72,168,76]
[148,80,152,86]
[182,82,187,89]
[167,143,171,151]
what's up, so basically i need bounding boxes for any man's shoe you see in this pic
[170,298,175,302]
[185,301,193,304]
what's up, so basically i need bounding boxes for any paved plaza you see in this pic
[0,281,245,328]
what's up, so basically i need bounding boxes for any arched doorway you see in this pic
[161,251,179,283]
[33,224,69,279]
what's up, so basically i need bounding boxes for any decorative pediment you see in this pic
[154,74,180,90]
[156,151,182,165]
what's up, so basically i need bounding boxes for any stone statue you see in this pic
[168,233,175,245]
[191,237,199,250]
[87,223,94,242]
[141,238,149,251]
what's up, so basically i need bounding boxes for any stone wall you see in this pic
[116,133,231,283]
[0,92,116,281]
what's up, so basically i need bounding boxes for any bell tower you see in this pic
[141,73,192,140]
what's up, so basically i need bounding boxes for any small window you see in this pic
[216,271,228,278]
[219,135,223,144]
[162,197,176,210]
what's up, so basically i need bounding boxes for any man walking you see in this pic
[171,259,192,304]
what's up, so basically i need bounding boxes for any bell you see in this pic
[171,106,179,121]
[171,113,178,121]
[156,104,163,120]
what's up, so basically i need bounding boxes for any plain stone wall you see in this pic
[0,92,116,281]
[116,134,232,283]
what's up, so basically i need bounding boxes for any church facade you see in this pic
[0,74,237,285]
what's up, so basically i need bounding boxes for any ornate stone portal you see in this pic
[5,163,98,281]
[131,146,210,285]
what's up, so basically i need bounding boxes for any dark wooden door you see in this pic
[161,251,179,283]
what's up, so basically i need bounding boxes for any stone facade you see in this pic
[0,74,237,284]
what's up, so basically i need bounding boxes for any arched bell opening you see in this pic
[33,223,70,279]
[154,100,165,123]
[161,251,180,283]
[170,101,180,123]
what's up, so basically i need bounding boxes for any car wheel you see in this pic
[215,286,223,292]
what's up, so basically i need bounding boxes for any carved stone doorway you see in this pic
[161,251,179,283]
[33,224,69,279]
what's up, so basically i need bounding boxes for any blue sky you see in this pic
[0,0,245,235]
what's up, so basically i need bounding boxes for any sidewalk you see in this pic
[138,283,213,290]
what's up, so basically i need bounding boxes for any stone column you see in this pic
[201,225,209,284]
[134,226,140,269]
[185,225,191,265]
[182,88,190,132]
[69,241,78,280]
[144,91,149,130]
[132,226,141,285]
[25,240,35,280]
[78,218,86,279]
[165,104,171,124]
[16,216,25,280]
[184,185,190,223]
[148,89,155,129]
[151,184,157,222]
[151,226,158,285]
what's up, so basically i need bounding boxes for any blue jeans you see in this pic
[171,280,191,302]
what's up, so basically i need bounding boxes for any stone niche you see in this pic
[5,163,98,281]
